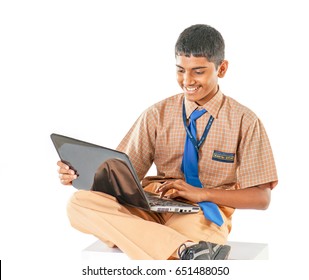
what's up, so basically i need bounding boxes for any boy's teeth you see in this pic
[186,87,198,91]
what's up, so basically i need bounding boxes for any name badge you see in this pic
[212,150,235,163]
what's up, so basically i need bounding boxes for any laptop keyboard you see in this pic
[145,192,192,207]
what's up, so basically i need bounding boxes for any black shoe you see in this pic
[178,241,231,260]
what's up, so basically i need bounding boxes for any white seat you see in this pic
[82,239,268,260]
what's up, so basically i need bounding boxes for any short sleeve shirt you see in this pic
[117,90,278,190]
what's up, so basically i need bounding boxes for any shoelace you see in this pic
[178,242,214,260]
[177,243,188,259]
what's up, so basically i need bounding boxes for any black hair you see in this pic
[175,24,225,68]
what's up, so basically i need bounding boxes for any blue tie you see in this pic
[181,109,224,227]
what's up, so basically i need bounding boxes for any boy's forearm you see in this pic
[204,183,271,210]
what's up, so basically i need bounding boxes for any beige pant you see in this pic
[67,183,234,260]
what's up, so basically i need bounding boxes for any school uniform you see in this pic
[67,90,278,259]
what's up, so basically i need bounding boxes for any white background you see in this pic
[1,0,308,279]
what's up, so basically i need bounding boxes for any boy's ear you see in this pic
[217,60,228,78]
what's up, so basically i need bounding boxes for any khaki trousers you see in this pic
[67,183,234,260]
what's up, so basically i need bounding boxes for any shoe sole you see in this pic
[213,245,231,260]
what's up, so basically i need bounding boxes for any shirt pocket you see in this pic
[201,150,237,186]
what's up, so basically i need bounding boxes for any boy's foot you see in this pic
[178,241,231,260]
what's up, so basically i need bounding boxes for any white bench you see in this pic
[82,239,268,260]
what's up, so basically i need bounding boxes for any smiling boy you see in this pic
[57,24,278,260]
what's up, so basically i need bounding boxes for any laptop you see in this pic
[50,133,200,213]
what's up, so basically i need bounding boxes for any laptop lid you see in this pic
[50,133,200,213]
[51,133,150,209]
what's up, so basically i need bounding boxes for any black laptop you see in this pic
[51,133,200,213]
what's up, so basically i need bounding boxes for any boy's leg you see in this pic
[164,205,234,245]
[144,183,235,245]
[67,159,234,259]
[67,190,189,260]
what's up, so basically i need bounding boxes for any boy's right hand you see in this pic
[57,161,77,185]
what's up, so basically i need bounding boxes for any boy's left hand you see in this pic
[155,180,206,203]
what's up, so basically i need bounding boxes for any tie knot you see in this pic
[190,109,206,121]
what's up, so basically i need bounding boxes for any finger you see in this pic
[57,160,69,169]
[159,182,182,198]
[59,173,77,181]
[155,181,168,193]
[155,185,161,193]
[60,179,73,186]
[166,191,185,199]
[158,181,183,192]
[57,161,70,170]
[158,185,169,198]
[58,167,75,175]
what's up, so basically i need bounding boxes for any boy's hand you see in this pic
[57,161,77,185]
[155,180,206,203]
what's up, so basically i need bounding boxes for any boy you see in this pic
[57,24,278,260]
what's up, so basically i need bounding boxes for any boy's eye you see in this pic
[177,68,185,73]
[195,71,205,75]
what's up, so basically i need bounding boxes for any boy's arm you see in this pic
[203,183,272,210]
[156,180,273,210]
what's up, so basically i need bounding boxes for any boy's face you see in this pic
[176,55,227,105]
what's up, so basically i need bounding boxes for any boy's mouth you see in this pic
[184,86,199,94]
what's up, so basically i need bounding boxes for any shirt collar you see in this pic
[184,89,223,119]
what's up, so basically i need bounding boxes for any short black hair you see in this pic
[175,24,225,68]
